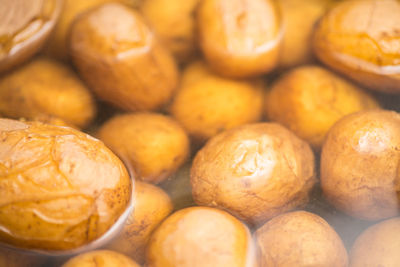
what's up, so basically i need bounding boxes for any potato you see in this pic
[197,0,282,78]
[146,206,256,267]
[313,0,400,93]
[107,181,173,264]
[69,3,179,111]
[0,247,45,267]
[0,58,96,128]
[191,123,316,225]
[140,0,200,63]
[0,119,132,250]
[350,217,400,267]
[0,0,61,73]
[321,110,400,220]
[61,250,140,267]
[265,65,380,149]
[97,113,190,184]
[169,61,264,144]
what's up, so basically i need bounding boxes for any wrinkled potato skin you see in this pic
[0,247,45,267]
[265,65,380,149]
[141,0,200,63]
[146,207,256,267]
[256,211,348,267]
[0,119,132,250]
[313,0,400,93]
[107,182,173,264]
[69,3,179,111]
[321,110,400,220]
[61,250,140,267]
[197,0,282,78]
[97,113,190,184]
[350,217,400,267]
[0,58,96,128]
[170,61,264,144]
[191,123,316,225]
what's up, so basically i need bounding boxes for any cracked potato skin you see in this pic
[61,250,140,267]
[321,110,400,220]
[191,123,316,225]
[0,119,132,250]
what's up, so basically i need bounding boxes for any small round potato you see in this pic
[0,119,132,250]
[350,217,400,267]
[140,0,200,63]
[0,58,96,128]
[0,247,45,267]
[255,211,348,267]
[61,250,140,267]
[169,61,264,144]
[191,123,316,225]
[197,0,283,78]
[313,0,400,93]
[0,0,62,73]
[265,65,380,149]
[146,206,256,267]
[107,181,173,264]
[321,110,400,220]
[69,3,179,111]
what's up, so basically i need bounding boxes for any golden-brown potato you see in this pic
[321,110,400,220]
[265,65,380,149]
[69,3,179,111]
[140,0,200,63]
[146,206,256,267]
[278,0,333,68]
[0,119,132,250]
[61,250,140,267]
[169,61,264,144]
[0,58,96,128]
[255,211,348,267]
[97,113,190,184]
[0,247,45,267]
[0,0,62,73]
[107,181,173,264]
[350,217,400,267]
[191,123,316,225]
[313,0,400,93]
[197,0,283,78]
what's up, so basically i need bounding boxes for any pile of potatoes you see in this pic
[0,0,400,266]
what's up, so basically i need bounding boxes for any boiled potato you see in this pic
[61,250,140,267]
[0,58,96,128]
[191,123,316,225]
[0,247,45,267]
[69,3,179,111]
[97,112,190,184]
[265,65,379,149]
[107,181,173,264]
[350,217,400,267]
[321,110,400,220]
[313,0,400,93]
[256,211,348,267]
[146,206,256,267]
[197,0,282,78]
[0,119,132,250]
[170,61,264,144]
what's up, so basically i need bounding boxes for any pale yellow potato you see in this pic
[61,250,140,267]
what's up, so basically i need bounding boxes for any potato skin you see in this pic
[350,217,400,267]
[321,110,400,220]
[107,181,173,264]
[197,0,282,78]
[0,58,96,128]
[191,123,316,225]
[170,61,264,144]
[313,0,400,93]
[97,113,190,184]
[265,65,379,149]
[255,211,348,267]
[61,250,140,267]
[0,119,132,250]
[146,207,256,267]
[69,3,179,111]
